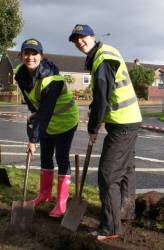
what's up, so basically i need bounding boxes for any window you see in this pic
[83,74,91,85]
[158,83,164,89]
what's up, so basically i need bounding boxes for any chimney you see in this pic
[134,58,140,65]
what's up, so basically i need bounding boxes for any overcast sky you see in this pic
[13,0,164,64]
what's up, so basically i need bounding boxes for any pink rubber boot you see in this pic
[49,175,71,218]
[33,169,54,206]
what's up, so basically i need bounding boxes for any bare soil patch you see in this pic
[0,201,163,250]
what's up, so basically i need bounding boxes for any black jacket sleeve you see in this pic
[88,61,115,134]
[28,80,64,142]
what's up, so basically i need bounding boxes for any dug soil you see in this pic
[0,202,163,250]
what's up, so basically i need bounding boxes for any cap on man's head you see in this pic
[21,38,43,54]
[69,24,95,42]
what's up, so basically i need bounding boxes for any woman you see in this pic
[15,38,79,218]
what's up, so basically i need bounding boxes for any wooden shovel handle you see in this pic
[23,151,31,202]
[75,154,80,197]
[79,140,93,197]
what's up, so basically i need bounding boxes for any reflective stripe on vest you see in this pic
[111,96,137,111]
[92,44,142,123]
[115,71,131,88]
[53,99,75,115]
[94,50,121,62]
[24,75,79,134]
[34,78,69,112]
[93,47,132,88]
[92,46,136,112]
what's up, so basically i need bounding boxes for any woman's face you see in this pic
[21,49,42,72]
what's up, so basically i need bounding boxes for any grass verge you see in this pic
[0,166,164,233]
[0,166,100,206]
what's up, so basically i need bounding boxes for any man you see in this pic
[69,24,142,241]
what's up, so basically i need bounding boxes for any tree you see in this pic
[129,64,154,99]
[0,0,23,54]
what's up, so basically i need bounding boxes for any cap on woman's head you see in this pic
[21,38,43,54]
[69,24,95,42]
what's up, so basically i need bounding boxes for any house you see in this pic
[1,50,90,91]
[0,54,13,89]
[128,59,164,102]
[0,51,164,102]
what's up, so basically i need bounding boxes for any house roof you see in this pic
[126,62,164,71]
[6,50,164,73]
[7,50,87,73]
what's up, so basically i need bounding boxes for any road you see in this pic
[0,104,164,193]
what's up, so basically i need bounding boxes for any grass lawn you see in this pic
[0,166,163,231]
[0,166,100,205]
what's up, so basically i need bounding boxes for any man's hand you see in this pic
[26,143,36,155]
[89,133,97,143]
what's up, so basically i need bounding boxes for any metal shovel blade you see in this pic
[61,197,87,231]
[21,200,34,231]
[61,154,87,231]
[9,152,34,232]
[10,201,23,231]
[10,200,34,231]
[61,142,93,231]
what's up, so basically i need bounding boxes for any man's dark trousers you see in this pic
[98,125,138,235]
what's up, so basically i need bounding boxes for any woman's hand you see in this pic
[26,143,36,155]
[27,112,37,123]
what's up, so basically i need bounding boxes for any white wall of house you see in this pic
[60,71,91,90]
[153,78,162,87]
[153,68,164,88]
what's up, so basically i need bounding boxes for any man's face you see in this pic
[73,35,96,54]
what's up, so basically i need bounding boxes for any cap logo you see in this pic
[25,39,38,46]
[73,25,83,33]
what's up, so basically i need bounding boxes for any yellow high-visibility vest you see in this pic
[16,71,79,134]
[91,44,142,124]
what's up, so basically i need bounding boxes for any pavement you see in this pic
[141,117,164,133]
[141,124,164,132]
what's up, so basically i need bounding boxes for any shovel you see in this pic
[61,140,93,231]
[0,168,11,187]
[9,151,34,232]
[0,145,11,187]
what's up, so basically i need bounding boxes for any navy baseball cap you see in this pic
[21,38,43,54]
[69,24,95,42]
